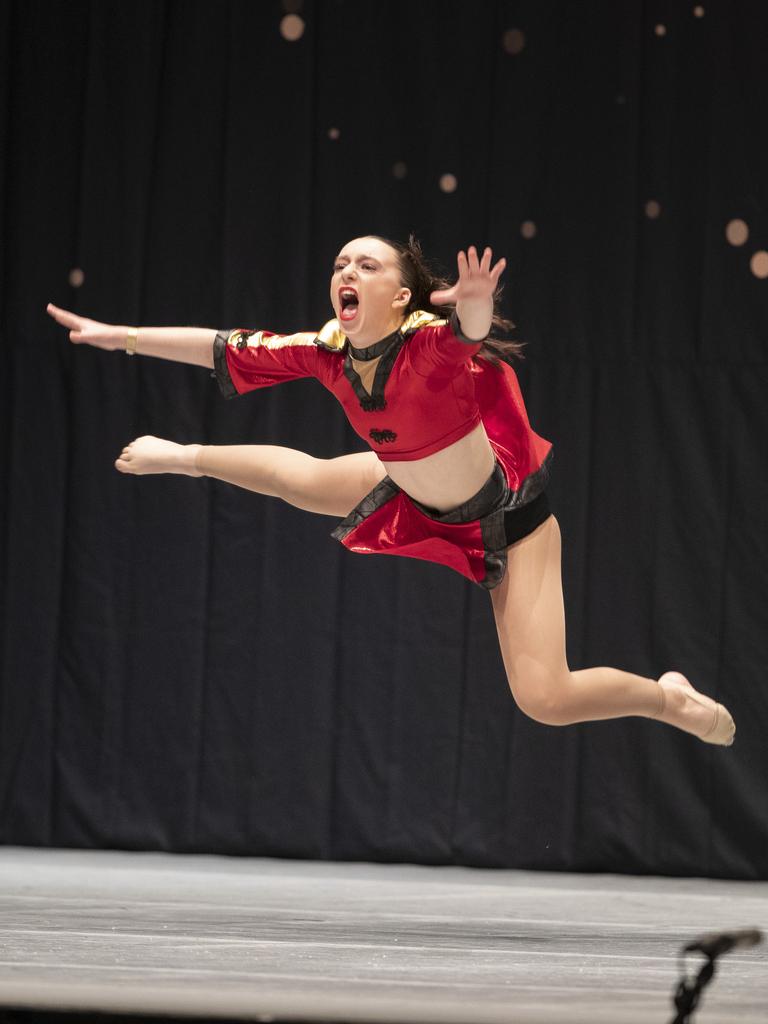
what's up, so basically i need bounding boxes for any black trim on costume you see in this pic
[331,475,401,542]
[477,493,552,590]
[343,331,408,413]
[331,448,554,591]
[410,461,506,522]
[212,331,238,399]
[477,453,554,589]
[509,448,553,507]
[450,309,489,346]
[346,332,398,361]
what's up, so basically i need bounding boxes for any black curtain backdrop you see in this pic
[1,0,767,878]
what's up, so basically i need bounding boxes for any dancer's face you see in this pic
[330,237,411,346]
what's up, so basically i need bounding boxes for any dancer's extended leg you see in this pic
[115,435,386,517]
[490,515,734,744]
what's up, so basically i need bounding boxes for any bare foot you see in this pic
[656,671,735,746]
[115,436,203,477]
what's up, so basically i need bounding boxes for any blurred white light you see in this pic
[502,28,525,55]
[439,173,458,193]
[644,199,661,219]
[280,14,305,41]
[654,23,667,36]
[69,268,85,288]
[392,161,407,180]
[725,219,749,246]
[693,5,705,17]
[520,220,537,239]
[327,127,340,140]
[750,251,768,279]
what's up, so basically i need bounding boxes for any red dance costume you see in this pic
[213,310,552,589]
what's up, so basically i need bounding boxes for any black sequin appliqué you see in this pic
[360,395,386,412]
[370,428,397,444]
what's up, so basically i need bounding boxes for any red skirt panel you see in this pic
[331,444,552,589]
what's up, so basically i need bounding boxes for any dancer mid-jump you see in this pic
[47,236,735,744]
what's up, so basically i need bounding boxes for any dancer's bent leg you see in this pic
[489,515,734,744]
[115,435,386,518]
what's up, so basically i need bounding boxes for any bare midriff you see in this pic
[379,422,496,513]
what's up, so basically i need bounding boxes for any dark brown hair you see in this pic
[369,234,524,364]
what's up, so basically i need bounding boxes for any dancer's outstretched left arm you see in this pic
[430,246,506,341]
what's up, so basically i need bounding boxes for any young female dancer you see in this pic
[47,237,735,745]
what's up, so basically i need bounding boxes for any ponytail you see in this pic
[370,234,524,364]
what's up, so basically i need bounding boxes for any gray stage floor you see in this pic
[0,848,766,1024]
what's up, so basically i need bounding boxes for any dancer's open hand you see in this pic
[429,246,506,341]
[46,303,125,351]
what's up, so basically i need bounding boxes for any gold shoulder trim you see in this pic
[228,329,318,350]
[314,319,347,352]
[399,309,447,333]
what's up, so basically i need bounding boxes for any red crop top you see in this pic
[213,309,552,485]
[214,310,485,461]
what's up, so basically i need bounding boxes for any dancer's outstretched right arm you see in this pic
[46,304,215,369]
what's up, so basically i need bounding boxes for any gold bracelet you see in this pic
[126,327,138,356]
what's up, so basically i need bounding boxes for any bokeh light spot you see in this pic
[693,5,705,16]
[725,219,749,246]
[327,127,340,140]
[750,251,768,279]
[654,23,667,36]
[520,220,537,240]
[439,173,458,194]
[68,268,84,288]
[644,199,661,219]
[502,28,526,55]
[392,161,408,180]
[280,14,305,41]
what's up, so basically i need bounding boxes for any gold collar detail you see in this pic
[314,309,446,352]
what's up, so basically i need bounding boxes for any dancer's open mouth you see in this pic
[339,287,359,323]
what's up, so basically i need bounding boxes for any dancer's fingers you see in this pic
[48,304,82,328]
[456,249,469,281]
[490,256,507,284]
[479,247,493,273]
[466,246,481,274]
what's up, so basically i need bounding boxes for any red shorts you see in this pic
[331,444,552,589]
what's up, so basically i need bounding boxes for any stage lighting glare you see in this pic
[502,29,525,55]
[750,251,768,279]
[521,220,537,239]
[644,200,661,219]
[68,268,85,288]
[439,174,458,194]
[327,127,340,140]
[655,23,667,37]
[725,219,749,246]
[693,5,705,16]
[280,14,305,41]
[392,162,408,180]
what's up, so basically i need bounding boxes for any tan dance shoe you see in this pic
[656,671,735,746]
